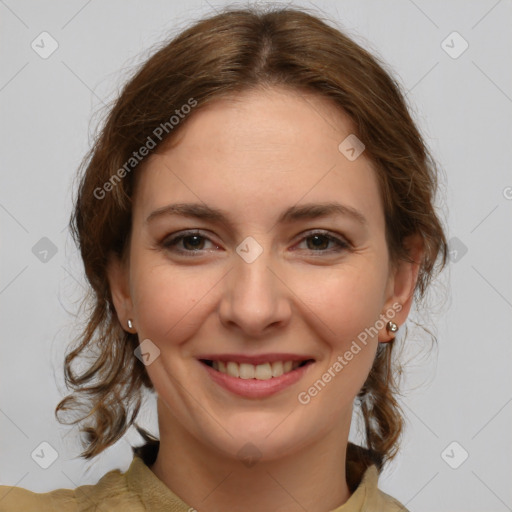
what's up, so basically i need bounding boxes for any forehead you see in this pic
[133,87,384,230]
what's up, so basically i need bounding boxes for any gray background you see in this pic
[1,1,511,510]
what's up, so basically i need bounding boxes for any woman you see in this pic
[0,6,447,511]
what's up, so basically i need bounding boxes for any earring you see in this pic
[127,319,133,329]
[386,321,398,333]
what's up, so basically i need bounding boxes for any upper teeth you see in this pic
[212,360,302,380]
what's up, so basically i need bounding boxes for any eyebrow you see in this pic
[145,201,367,227]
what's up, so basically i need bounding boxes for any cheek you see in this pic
[292,261,387,345]
[290,261,387,399]
[130,257,220,346]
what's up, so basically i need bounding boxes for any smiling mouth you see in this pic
[199,359,315,380]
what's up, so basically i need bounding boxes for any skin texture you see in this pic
[108,86,421,512]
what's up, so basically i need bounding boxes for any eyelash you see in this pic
[161,230,351,256]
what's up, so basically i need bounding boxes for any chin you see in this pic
[202,412,317,464]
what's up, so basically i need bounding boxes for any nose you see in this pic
[218,248,292,338]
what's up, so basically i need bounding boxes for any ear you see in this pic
[106,252,136,333]
[378,234,424,342]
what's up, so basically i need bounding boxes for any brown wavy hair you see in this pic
[56,6,448,470]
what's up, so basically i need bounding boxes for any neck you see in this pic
[150,399,352,512]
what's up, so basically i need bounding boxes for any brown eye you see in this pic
[297,231,350,253]
[162,231,219,255]
[306,234,330,250]
[181,235,206,251]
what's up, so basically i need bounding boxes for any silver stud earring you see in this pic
[127,319,133,329]
[386,321,398,333]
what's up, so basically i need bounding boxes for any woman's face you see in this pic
[109,86,416,462]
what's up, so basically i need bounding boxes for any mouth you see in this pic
[196,353,316,398]
[199,358,315,380]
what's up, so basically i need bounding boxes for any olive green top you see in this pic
[0,443,408,511]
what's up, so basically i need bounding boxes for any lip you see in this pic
[195,353,315,365]
[198,358,315,399]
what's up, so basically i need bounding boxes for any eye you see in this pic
[161,230,220,255]
[160,229,351,257]
[295,231,351,254]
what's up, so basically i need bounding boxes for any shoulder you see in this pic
[0,462,143,512]
[359,466,409,512]
[342,444,408,512]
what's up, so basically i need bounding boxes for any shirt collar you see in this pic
[125,440,381,512]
